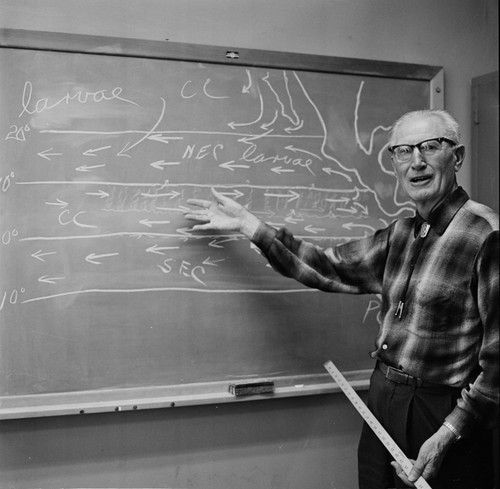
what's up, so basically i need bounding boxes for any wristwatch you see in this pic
[443,421,462,442]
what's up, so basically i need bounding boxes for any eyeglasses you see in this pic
[388,137,457,163]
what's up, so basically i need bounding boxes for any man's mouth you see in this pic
[410,175,432,184]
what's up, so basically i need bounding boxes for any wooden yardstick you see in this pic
[324,360,432,489]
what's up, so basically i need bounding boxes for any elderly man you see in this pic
[185,110,498,488]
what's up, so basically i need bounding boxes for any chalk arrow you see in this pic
[85,252,119,265]
[83,145,111,156]
[142,191,181,200]
[237,129,273,144]
[353,202,369,215]
[209,237,239,248]
[117,142,133,158]
[264,190,300,203]
[45,198,68,208]
[242,69,252,93]
[38,275,65,284]
[120,135,181,156]
[150,160,181,170]
[261,110,279,130]
[284,119,304,134]
[322,167,353,182]
[336,206,357,214]
[176,227,194,237]
[219,160,250,171]
[146,244,180,255]
[203,257,226,266]
[285,215,304,224]
[76,163,106,172]
[38,148,62,160]
[117,97,168,157]
[304,225,325,234]
[148,134,183,144]
[140,219,171,228]
[31,250,57,262]
[85,190,110,199]
[271,166,295,175]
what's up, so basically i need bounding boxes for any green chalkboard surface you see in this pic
[0,29,443,418]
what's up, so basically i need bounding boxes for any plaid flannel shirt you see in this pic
[252,187,499,436]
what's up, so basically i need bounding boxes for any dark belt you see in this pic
[378,361,426,388]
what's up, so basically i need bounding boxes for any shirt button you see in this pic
[382,344,388,350]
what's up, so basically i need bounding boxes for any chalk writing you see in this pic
[19,81,138,117]
[3,60,419,306]
[0,39,438,400]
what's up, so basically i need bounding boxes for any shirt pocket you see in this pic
[410,281,462,338]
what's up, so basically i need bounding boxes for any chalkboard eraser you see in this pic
[229,381,275,396]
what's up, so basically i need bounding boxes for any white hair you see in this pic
[389,110,461,146]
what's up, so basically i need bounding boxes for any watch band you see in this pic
[443,420,462,442]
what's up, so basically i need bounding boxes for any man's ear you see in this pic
[453,145,465,172]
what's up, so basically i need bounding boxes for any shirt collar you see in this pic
[414,187,469,237]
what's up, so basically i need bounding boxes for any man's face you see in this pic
[390,115,464,217]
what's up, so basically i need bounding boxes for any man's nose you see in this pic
[410,147,427,168]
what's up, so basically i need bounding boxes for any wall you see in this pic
[0,1,498,488]
[1,395,363,489]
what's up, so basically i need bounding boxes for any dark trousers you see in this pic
[358,365,494,489]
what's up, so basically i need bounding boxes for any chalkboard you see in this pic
[0,29,443,418]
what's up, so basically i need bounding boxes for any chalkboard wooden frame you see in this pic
[0,29,443,419]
